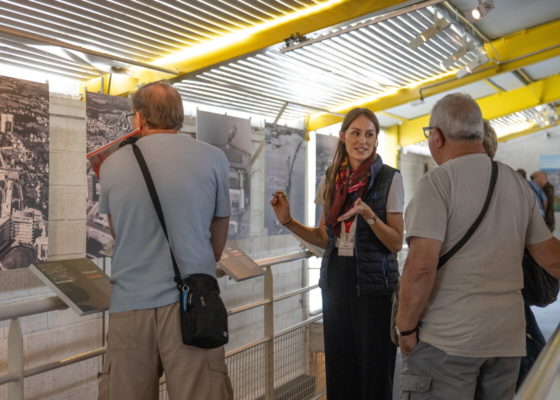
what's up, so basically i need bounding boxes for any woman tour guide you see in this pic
[271,107,404,400]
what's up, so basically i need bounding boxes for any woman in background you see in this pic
[270,108,404,400]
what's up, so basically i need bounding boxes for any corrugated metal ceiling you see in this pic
[0,0,557,138]
[0,0,328,78]
[176,4,486,121]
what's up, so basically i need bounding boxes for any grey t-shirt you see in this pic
[99,134,230,313]
[405,154,552,357]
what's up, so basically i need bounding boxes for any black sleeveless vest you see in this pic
[320,164,400,295]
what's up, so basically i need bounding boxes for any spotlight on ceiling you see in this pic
[408,16,450,49]
[467,0,494,21]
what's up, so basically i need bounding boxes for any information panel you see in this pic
[30,258,111,315]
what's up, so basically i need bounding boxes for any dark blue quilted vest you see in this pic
[320,164,400,295]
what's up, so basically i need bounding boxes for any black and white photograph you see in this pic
[264,123,306,236]
[86,91,131,259]
[0,76,49,269]
[196,110,251,240]
[315,133,339,224]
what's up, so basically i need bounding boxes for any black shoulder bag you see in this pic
[390,160,498,345]
[132,143,229,349]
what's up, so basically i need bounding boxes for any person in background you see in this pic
[270,107,404,400]
[517,169,547,216]
[531,170,555,232]
[397,93,560,399]
[98,82,232,400]
[482,119,497,159]
[486,136,548,389]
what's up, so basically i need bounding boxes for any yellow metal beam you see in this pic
[383,126,400,168]
[307,19,560,131]
[397,75,560,147]
[80,0,410,96]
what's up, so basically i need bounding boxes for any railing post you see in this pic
[8,318,24,400]
[264,265,274,400]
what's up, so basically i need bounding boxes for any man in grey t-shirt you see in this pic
[98,82,232,399]
[395,93,560,399]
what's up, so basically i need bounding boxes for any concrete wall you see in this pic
[0,95,306,399]
[494,129,560,176]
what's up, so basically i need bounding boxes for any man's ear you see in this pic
[433,128,445,148]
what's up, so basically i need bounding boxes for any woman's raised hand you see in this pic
[337,198,375,222]
[270,191,292,225]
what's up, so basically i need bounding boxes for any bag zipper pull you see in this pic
[200,296,206,307]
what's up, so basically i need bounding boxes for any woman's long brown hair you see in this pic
[322,108,380,216]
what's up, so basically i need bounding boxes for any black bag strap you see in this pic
[132,142,184,289]
[437,160,498,269]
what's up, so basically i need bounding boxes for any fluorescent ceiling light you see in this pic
[408,16,450,49]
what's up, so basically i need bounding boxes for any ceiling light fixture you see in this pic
[456,47,489,78]
[408,16,450,49]
[467,0,494,21]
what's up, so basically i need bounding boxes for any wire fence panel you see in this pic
[159,325,326,400]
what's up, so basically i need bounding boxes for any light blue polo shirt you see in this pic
[99,133,230,313]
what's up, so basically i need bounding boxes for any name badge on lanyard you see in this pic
[338,219,355,257]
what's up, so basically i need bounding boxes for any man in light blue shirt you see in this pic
[98,82,232,400]
[517,169,547,215]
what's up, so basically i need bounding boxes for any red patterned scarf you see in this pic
[326,154,376,236]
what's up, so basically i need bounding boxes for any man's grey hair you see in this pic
[132,81,184,130]
[430,93,484,141]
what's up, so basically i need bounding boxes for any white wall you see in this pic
[0,95,306,399]
[495,128,560,175]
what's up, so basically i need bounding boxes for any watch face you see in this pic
[367,218,375,225]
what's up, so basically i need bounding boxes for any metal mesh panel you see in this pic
[228,342,268,399]
[159,325,326,399]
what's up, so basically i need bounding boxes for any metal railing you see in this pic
[0,249,326,400]
[515,323,560,400]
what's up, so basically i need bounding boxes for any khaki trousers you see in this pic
[99,301,233,400]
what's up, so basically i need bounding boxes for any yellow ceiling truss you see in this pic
[80,0,409,96]
[396,74,560,147]
[307,19,560,131]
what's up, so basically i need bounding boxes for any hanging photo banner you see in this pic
[0,76,49,269]
[85,91,131,258]
[196,110,251,240]
[264,123,306,236]
[315,134,339,224]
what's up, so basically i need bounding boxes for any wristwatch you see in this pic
[366,215,377,226]
[395,325,418,337]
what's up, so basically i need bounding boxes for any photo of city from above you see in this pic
[85,92,131,259]
[0,76,49,270]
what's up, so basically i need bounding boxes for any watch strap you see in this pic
[397,325,418,337]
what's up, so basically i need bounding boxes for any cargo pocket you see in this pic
[208,359,234,400]
[108,311,137,351]
[399,374,432,400]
